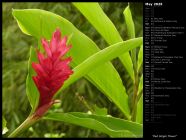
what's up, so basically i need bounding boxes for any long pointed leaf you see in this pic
[63,38,142,90]
[26,46,39,114]
[73,3,134,81]
[123,4,136,70]
[123,5,135,39]
[44,112,143,137]
[61,38,142,117]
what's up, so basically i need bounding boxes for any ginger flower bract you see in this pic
[32,28,73,117]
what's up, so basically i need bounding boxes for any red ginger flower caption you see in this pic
[32,28,73,117]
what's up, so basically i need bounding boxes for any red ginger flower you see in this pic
[32,28,73,117]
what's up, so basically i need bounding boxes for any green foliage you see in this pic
[12,8,134,118]
[61,30,142,91]
[26,47,39,114]
[123,4,137,71]
[123,4,135,39]
[44,112,142,137]
[62,37,143,117]
[73,3,134,81]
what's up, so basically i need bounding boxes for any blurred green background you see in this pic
[2,2,142,138]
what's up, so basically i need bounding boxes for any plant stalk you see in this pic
[131,60,139,121]
[76,92,94,113]
[8,115,39,138]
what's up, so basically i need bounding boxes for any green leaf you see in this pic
[123,4,135,39]
[73,3,122,45]
[136,75,143,124]
[123,4,137,72]
[2,116,9,135]
[138,74,143,95]
[136,95,143,124]
[137,45,143,72]
[62,38,143,89]
[93,105,107,116]
[61,38,142,118]
[12,9,131,118]
[44,112,143,138]
[26,46,39,114]
[73,3,134,81]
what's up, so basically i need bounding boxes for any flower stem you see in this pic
[8,115,39,138]
[76,92,94,113]
[131,60,139,121]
